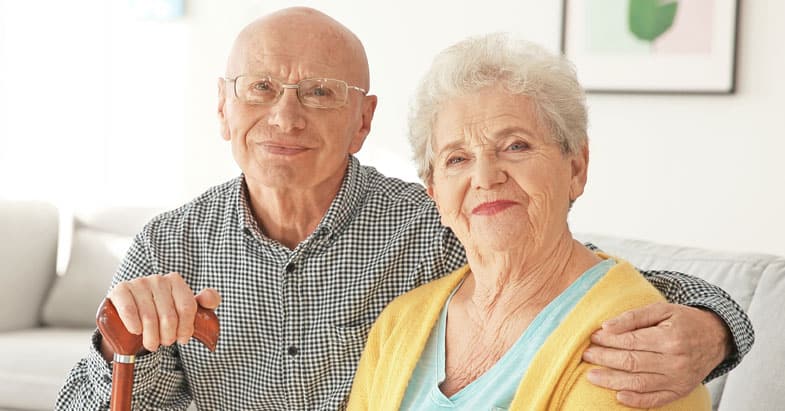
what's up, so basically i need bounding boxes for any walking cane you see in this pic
[96,298,220,411]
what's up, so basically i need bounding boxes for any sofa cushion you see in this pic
[717,258,785,411]
[41,228,133,327]
[0,201,58,332]
[576,233,782,411]
[0,328,94,410]
[41,206,161,328]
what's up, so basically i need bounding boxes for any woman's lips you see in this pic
[471,200,517,216]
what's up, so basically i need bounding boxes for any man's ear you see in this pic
[348,95,378,154]
[217,78,230,141]
[569,144,589,201]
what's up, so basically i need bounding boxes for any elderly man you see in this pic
[57,7,752,410]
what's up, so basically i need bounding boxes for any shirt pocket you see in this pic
[326,323,373,409]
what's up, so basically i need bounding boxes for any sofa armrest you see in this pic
[717,259,785,410]
[0,201,58,331]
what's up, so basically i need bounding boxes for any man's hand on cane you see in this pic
[100,272,221,361]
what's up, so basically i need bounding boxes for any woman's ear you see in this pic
[426,185,449,226]
[569,145,589,201]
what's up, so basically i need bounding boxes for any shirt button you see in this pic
[287,345,299,356]
[242,227,252,236]
[285,262,295,273]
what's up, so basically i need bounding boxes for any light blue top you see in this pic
[399,258,615,411]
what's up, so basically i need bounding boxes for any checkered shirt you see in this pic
[56,156,753,410]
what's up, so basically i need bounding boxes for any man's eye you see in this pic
[306,86,333,97]
[251,81,274,92]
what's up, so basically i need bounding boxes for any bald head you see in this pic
[226,7,370,90]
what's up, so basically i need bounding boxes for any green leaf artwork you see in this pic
[628,0,679,42]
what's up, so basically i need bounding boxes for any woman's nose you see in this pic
[471,154,507,189]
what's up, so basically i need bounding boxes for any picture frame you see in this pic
[561,0,740,94]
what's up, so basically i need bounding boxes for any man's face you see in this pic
[218,17,375,192]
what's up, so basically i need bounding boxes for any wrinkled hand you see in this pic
[582,302,732,408]
[105,272,221,354]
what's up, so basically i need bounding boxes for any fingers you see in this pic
[129,276,162,352]
[195,288,222,310]
[587,366,688,408]
[171,275,198,345]
[601,302,673,334]
[590,323,674,352]
[107,272,217,353]
[149,274,177,348]
[583,345,667,373]
[107,283,142,334]
[585,303,717,408]
[587,367,670,392]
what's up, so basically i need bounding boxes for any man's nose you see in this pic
[471,154,507,190]
[267,88,306,132]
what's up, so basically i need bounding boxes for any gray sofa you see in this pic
[0,201,782,410]
[575,233,785,411]
[0,201,159,411]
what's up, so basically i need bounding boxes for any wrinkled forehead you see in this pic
[432,92,545,145]
[227,13,369,86]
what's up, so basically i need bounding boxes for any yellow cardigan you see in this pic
[347,255,710,410]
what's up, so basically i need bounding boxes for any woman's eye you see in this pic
[507,141,529,151]
[446,156,465,166]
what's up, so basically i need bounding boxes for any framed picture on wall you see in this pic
[561,0,740,94]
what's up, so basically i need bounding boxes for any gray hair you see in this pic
[408,33,588,184]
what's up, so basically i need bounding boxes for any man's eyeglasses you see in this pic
[225,75,368,109]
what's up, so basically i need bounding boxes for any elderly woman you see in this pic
[347,34,710,410]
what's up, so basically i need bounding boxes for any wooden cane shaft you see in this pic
[110,361,134,411]
[96,297,219,411]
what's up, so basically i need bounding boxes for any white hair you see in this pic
[408,33,588,183]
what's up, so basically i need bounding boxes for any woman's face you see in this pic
[428,85,588,254]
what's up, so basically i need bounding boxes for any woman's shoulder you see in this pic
[589,255,668,314]
[376,266,469,326]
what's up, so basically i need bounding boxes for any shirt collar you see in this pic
[316,155,365,240]
[234,155,366,244]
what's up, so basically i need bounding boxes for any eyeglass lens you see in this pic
[235,76,348,108]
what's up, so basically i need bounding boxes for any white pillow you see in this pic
[41,229,132,328]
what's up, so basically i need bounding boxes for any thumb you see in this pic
[602,302,672,333]
[195,288,221,310]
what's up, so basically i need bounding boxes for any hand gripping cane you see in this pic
[96,298,219,411]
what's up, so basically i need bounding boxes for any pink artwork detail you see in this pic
[654,0,715,54]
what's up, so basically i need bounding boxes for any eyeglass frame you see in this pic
[224,75,368,109]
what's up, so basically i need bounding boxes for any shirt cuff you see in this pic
[87,329,162,396]
[687,296,754,382]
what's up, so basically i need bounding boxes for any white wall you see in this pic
[180,0,561,192]
[2,1,782,257]
[181,0,784,257]
[0,0,186,208]
[570,1,785,257]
